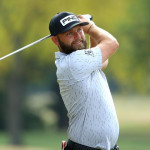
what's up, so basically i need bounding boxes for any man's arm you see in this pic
[79,15,119,63]
[90,36,108,70]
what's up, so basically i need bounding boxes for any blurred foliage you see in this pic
[108,0,150,94]
[0,0,149,133]
[0,0,149,93]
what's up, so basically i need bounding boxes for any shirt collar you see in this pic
[55,51,67,59]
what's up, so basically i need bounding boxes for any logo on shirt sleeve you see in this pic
[84,49,94,56]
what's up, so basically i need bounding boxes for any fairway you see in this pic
[0,95,150,150]
[0,146,49,150]
[0,129,150,150]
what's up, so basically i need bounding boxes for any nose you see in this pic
[74,32,81,40]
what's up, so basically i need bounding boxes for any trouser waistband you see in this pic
[66,140,119,150]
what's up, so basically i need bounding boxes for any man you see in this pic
[49,12,119,150]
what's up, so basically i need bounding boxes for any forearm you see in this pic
[79,15,118,45]
[88,24,118,48]
[101,59,108,70]
[88,24,119,62]
[89,36,97,48]
[79,15,119,63]
[89,35,108,70]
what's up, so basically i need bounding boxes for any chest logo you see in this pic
[84,49,94,56]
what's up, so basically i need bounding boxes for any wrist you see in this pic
[90,20,95,25]
[87,24,94,34]
[86,21,95,34]
[82,20,95,34]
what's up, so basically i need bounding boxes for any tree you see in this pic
[0,0,149,146]
[108,0,150,94]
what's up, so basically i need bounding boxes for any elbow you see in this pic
[112,39,119,52]
[115,39,119,49]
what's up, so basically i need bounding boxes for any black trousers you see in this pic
[64,140,119,150]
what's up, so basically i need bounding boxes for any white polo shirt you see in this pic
[55,47,119,150]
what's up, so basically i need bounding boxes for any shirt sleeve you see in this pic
[68,46,102,80]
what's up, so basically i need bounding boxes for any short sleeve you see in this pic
[69,47,102,80]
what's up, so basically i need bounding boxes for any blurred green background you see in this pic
[0,0,150,150]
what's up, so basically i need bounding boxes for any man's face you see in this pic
[56,25,87,54]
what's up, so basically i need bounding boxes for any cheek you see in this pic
[59,35,73,45]
[65,37,74,44]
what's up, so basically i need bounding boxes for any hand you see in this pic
[78,15,93,34]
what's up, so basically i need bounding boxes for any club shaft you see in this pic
[0,35,51,61]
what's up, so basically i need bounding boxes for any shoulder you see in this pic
[70,47,101,59]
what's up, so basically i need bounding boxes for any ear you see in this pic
[51,36,59,46]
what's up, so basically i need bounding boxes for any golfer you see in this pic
[49,12,119,150]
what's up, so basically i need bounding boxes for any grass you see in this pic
[23,129,68,150]
[0,129,67,150]
[114,95,150,150]
[0,128,150,150]
[0,95,150,150]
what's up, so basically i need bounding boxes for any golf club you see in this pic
[0,35,51,61]
[0,14,92,61]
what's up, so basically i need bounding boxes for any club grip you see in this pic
[82,14,93,21]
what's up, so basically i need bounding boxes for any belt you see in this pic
[67,140,119,150]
